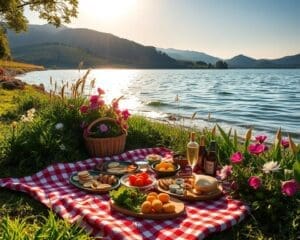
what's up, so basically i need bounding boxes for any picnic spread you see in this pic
[0,147,249,240]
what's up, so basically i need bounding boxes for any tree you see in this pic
[215,60,228,69]
[0,0,78,59]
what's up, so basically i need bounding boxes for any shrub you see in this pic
[217,127,300,238]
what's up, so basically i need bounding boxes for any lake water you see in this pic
[19,69,300,141]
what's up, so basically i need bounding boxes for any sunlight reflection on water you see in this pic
[19,69,300,141]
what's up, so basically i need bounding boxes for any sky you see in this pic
[25,0,300,59]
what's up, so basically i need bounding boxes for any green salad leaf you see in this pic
[109,186,146,212]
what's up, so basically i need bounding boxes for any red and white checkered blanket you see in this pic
[0,147,249,240]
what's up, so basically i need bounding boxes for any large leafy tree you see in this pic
[0,0,78,59]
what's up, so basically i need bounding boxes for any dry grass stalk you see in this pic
[61,84,66,100]
[191,112,197,120]
[245,128,252,142]
[90,78,95,89]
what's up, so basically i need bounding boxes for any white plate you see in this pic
[120,174,156,191]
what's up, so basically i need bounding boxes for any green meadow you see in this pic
[0,81,299,239]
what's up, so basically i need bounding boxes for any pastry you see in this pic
[194,175,218,193]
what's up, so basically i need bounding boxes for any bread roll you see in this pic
[194,175,218,193]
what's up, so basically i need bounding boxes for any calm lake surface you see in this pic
[19,69,300,141]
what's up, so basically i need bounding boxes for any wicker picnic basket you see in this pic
[84,117,127,157]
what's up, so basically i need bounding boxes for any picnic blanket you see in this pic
[0,147,249,240]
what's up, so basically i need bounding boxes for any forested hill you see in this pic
[7,24,183,69]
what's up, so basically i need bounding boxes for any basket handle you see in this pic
[87,117,127,135]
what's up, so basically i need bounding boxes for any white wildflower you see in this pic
[27,108,36,114]
[55,123,64,130]
[59,144,66,151]
[21,108,35,122]
[20,115,28,122]
[262,161,281,174]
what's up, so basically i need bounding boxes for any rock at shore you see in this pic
[0,68,26,90]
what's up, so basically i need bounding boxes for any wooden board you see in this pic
[157,177,223,201]
[110,197,185,220]
[69,170,120,194]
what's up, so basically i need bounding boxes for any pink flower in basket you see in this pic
[122,109,131,120]
[90,95,99,104]
[80,87,130,139]
[80,105,89,114]
[99,124,109,133]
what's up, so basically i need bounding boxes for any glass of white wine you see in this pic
[186,132,199,171]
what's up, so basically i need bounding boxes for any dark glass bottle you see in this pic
[198,135,207,171]
[204,140,217,176]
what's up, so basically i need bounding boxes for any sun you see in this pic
[81,0,137,21]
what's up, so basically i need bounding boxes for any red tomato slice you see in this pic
[135,177,145,186]
[145,179,153,185]
[139,172,149,181]
[129,175,137,185]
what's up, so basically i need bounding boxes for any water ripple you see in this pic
[19,69,300,141]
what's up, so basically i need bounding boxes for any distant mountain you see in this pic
[157,48,220,64]
[226,55,257,68]
[12,43,113,69]
[7,24,300,69]
[226,54,300,68]
[7,24,182,69]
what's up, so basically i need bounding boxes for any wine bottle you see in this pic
[186,132,199,171]
[198,135,207,171]
[204,140,217,176]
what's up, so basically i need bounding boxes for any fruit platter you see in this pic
[109,186,185,220]
[69,170,120,193]
[157,174,222,201]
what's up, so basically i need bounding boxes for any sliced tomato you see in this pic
[139,172,149,181]
[128,175,137,185]
[134,177,145,186]
[144,179,153,185]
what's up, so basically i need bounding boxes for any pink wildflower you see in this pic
[90,102,99,110]
[230,152,244,164]
[281,138,289,149]
[112,100,119,109]
[121,109,131,120]
[219,165,233,180]
[248,176,262,190]
[248,143,268,155]
[80,105,89,114]
[98,99,105,107]
[99,124,108,133]
[90,95,99,104]
[97,88,105,95]
[255,135,267,144]
[281,179,298,197]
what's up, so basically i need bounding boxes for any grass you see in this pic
[0,60,44,73]
[0,85,298,239]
